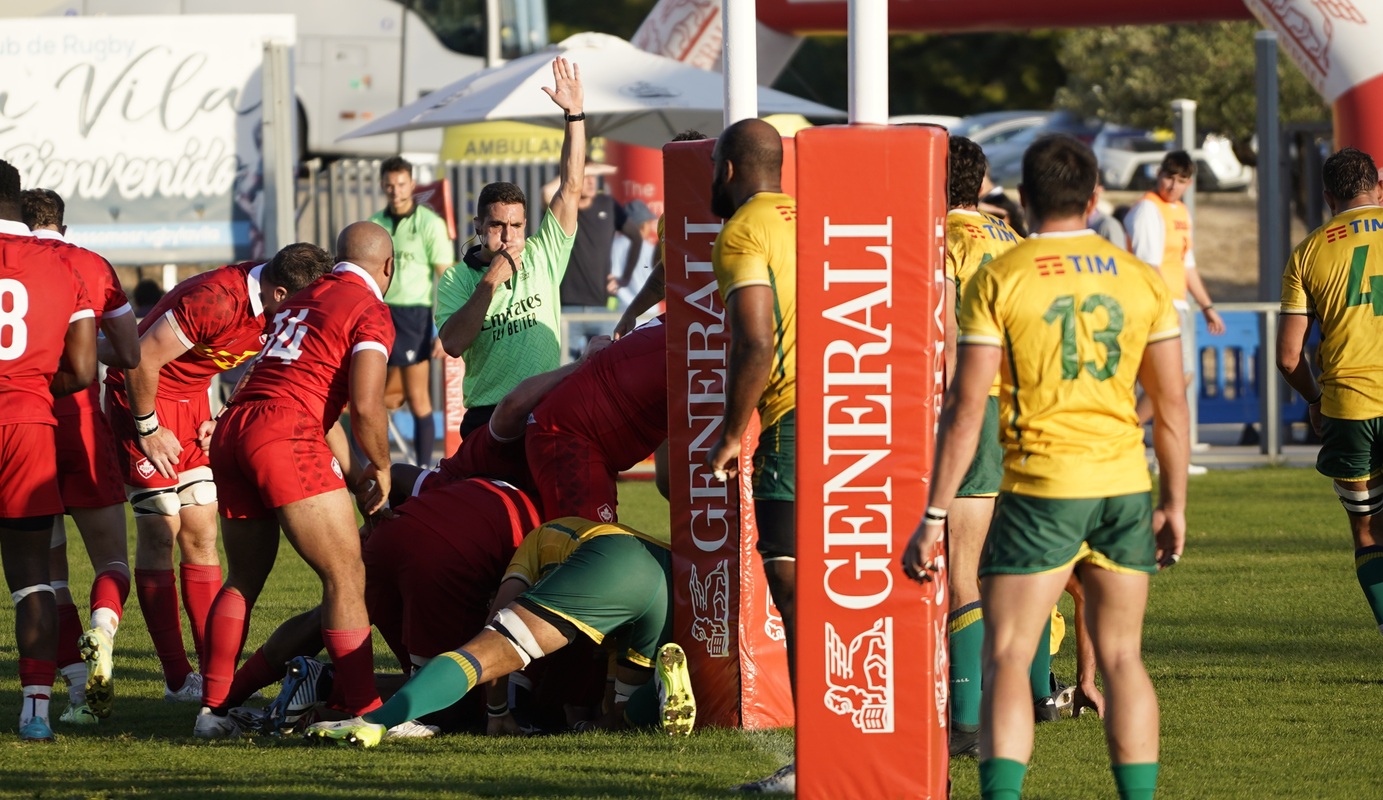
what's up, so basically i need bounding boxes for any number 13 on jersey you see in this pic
[1042,293,1124,381]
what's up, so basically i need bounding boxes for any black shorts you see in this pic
[388,306,435,367]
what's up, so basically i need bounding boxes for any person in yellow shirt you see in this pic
[904,135,1188,800]
[1277,146,1383,637]
[704,117,797,795]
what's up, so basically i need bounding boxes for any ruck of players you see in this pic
[3,49,1383,800]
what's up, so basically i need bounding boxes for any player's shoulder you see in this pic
[734,192,796,225]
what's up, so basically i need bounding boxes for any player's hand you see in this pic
[431,337,447,359]
[1073,681,1105,719]
[138,426,183,480]
[542,56,583,116]
[486,711,525,737]
[705,436,740,482]
[580,335,612,361]
[357,463,391,517]
[1204,307,1226,335]
[612,308,638,339]
[196,419,217,455]
[482,243,521,287]
[1152,505,1186,570]
[1308,401,1324,437]
[606,273,620,295]
[901,518,945,583]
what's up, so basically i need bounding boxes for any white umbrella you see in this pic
[339,32,843,149]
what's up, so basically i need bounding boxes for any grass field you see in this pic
[0,468,1379,799]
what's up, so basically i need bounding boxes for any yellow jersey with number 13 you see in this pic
[958,230,1180,499]
[1280,205,1383,420]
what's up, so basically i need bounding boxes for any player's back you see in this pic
[234,265,393,428]
[959,230,1179,499]
[1282,205,1383,420]
[504,516,670,586]
[435,425,534,495]
[946,209,1021,287]
[105,261,266,397]
[35,237,130,413]
[532,317,667,466]
[0,232,89,425]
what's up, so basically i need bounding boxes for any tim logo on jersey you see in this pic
[823,617,895,734]
[1036,253,1119,278]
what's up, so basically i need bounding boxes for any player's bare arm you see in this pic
[1141,337,1190,568]
[902,343,1002,582]
[1185,269,1225,335]
[707,286,776,479]
[1276,312,1322,435]
[349,348,392,515]
[50,316,97,398]
[489,346,598,441]
[543,56,586,237]
[614,259,664,338]
[125,313,195,479]
[98,310,140,369]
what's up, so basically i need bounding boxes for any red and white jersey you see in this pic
[105,261,269,399]
[232,263,394,428]
[529,316,668,469]
[0,220,94,426]
[33,230,131,415]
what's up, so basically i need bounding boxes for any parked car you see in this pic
[980,111,1104,188]
[1095,129,1253,192]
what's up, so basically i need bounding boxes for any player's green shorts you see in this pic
[517,534,672,668]
[1316,415,1383,481]
[957,396,1002,497]
[752,410,795,501]
[979,491,1157,576]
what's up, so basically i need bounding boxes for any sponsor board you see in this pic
[794,125,947,799]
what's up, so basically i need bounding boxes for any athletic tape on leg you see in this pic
[128,486,181,517]
[177,466,217,507]
[614,679,641,703]
[11,584,55,604]
[487,607,548,667]
[1334,483,1383,516]
[49,518,66,549]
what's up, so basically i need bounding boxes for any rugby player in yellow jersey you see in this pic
[1277,146,1383,638]
[703,117,797,794]
[904,135,1188,800]
[304,517,694,745]
[944,137,1024,757]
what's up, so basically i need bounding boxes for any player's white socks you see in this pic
[60,664,87,705]
[90,608,119,640]
[20,686,50,726]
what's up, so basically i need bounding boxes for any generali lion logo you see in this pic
[135,458,157,480]
[823,617,894,734]
[688,560,731,657]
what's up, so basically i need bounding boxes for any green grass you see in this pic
[0,470,1378,798]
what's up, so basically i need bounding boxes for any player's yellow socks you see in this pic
[978,757,1027,800]
[1112,762,1158,800]
[364,649,481,729]
[949,602,984,729]
[1029,616,1053,702]
[1354,546,1383,633]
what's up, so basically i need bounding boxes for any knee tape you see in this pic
[486,607,547,668]
[1334,483,1383,516]
[177,466,217,507]
[128,485,181,517]
[50,518,66,549]
[11,584,54,605]
[614,678,641,704]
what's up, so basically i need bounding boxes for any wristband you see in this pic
[564,111,585,122]
[1203,304,1215,311]
[134,411,159,437]
[924,506,948,525]
[487,702,509,718]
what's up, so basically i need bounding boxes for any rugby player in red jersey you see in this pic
[194,222,396,737]
[0,160,98,742]
[525,316,667,522]
[21,188,140,724]
[104,243,330,702]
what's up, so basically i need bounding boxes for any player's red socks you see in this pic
[90,568,130,620]
[18,658,54,726]
[134,568,193,690]
[201,588,250,711]
[180,563,222,664]
[56,601,82,669]
[323,627,382,715]
[225,648,284,709]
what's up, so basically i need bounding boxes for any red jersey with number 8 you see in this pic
[0,231,93,425]
[231,263,394,428]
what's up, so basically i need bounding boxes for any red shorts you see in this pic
[0,422,63,519]
[525,427,619,524]
[106,388,212,491]
[364,479,539,659]
[54,409,126,509]
[210,401,344,519]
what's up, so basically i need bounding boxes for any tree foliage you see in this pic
[1054,22,1327,145]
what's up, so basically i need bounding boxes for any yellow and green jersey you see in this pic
[712,192,797,428]
[502,516,671,587]
[1281,204,1383,420]
[958,230,1180,499]
[946,208,1022,397]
